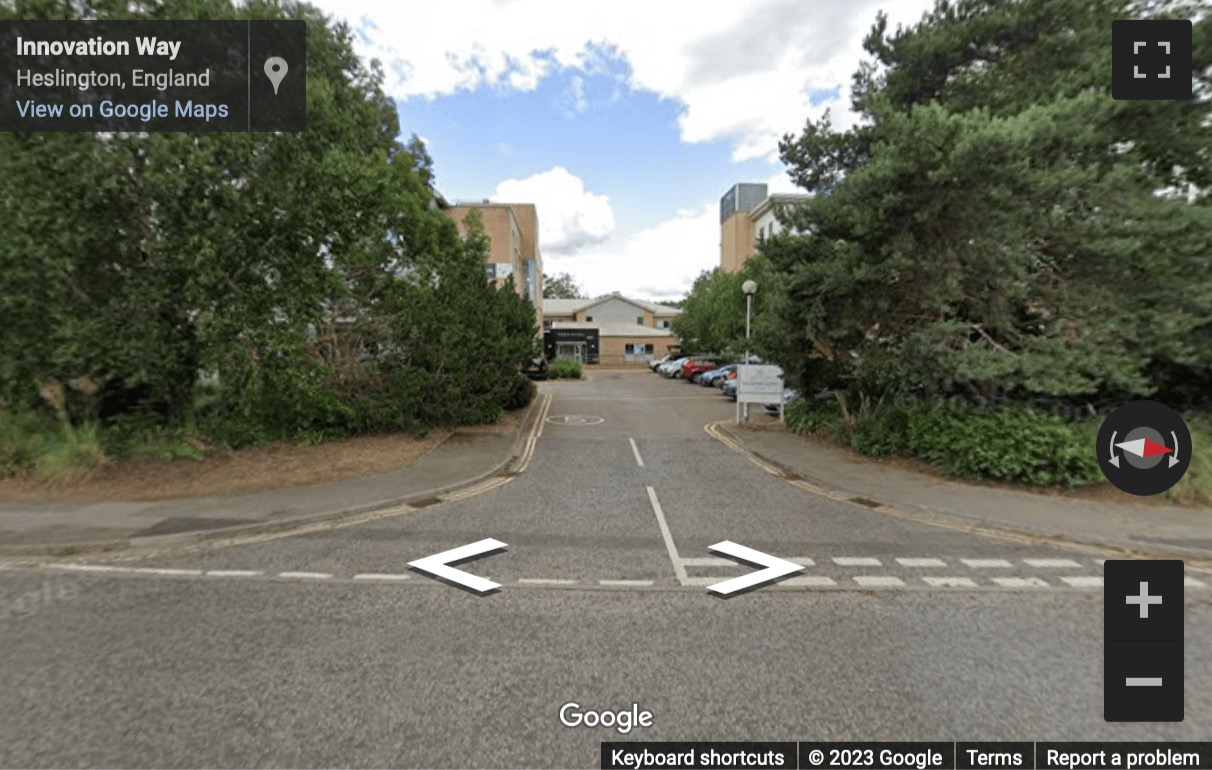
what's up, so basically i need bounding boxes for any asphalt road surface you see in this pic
[2,371,1209,768]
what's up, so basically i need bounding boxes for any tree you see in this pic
[0,0,538,452]
[765,0,1212,407]
[542,272,585,299]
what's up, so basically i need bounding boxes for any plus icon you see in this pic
[1126,581,1163,618]
[1112,19,1193,100]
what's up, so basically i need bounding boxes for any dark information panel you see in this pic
[0,20,305,131]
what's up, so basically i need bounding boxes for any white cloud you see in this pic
[313,0,936,161]
[491,167,615,253]
[543,203,718,301]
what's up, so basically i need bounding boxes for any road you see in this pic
[1,371,1209,768]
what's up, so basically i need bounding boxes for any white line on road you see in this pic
[923,576,978,588]
[854,576,904,587]
[205,570,263,577]
[679,557,735,567]
[1061,576,1103,588]
[896,558,947,568]
[628,437,645,467]
[962,558,1013,568]
[991,577,1050,588]
[352,573,411,581]
[51,564,128,572]
[518,578,577,585]
[782,576,836,587]
[278,571,332,580]
[647,486,688,586]
[599,579,655,587]
[1024,558,1082,568]
[833,557,882,567]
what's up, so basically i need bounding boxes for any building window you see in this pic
[636,316,644,325]
[585,315,593,322]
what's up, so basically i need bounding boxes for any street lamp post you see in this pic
[740,280,757,424]
[742,279,757,363]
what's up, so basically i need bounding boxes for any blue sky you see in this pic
[314,0,936,300]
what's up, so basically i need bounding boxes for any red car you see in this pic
[681,356,725,382]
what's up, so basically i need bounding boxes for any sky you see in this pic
[310,0,937,301]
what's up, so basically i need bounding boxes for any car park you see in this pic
[764,387,799,414]
[699,363,737,387]
[649,353,677,372]
[682,356,726,383]
[721,375,738,401]
[658,356,690,377]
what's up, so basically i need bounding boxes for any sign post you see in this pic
[736,365,784,424]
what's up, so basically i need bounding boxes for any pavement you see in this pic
[715,419,1212,563]
[0,398,544,556]
[2,371,1210,768]
[1,374,1207,561]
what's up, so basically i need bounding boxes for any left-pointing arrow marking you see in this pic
[705,541,804,596]
[408,538,507,594]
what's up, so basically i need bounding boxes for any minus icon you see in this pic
[1126,677,1163,686]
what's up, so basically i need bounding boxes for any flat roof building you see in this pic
[444,201,544,328]
[719,183,810,273]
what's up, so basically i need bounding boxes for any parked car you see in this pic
[682,356,725,382]
[721,375,738,401]
[649,353,676,372]
[699,363,737,387]
[764,387,800,414]
[658,356,690,377]
[523,355,549,380]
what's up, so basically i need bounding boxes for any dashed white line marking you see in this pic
[991,577,1050,588]
[205,570,263,577]
[628,437,645,467]
[1024,558,1082,568]
[647,486,688,585]
[854,576,904,587]
[896,558,947,568]
[923,576,978,588]
[352,573,411,581]
[790,557,816,567]
[680,557,735,567]
[781,576,836,587]
[128,567,203,576]
[599,579,654,587]
[962,558,1013,568]
[834,557,882,567]
[517,578,577,585]
[1186,576,1207,588]
[278,571,332,580]
[51,564,127,573]
[1061,576,1104,588]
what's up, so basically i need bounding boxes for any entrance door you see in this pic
[557,343,584,362]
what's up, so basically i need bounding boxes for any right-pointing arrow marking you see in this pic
[705,541,804,596]
[408,538,507,594]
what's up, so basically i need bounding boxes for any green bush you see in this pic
[549,358,583,379]
[503,374,537,410]
[788,397,1103,488]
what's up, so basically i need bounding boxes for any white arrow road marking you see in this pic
[705,541,804,596]
[407,538,507,594]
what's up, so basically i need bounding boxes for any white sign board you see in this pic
[735,364,785,424]
[736,365,784,403]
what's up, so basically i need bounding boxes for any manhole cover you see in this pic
[544,415,605,426]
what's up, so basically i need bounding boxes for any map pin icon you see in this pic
[264,57,288,95]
